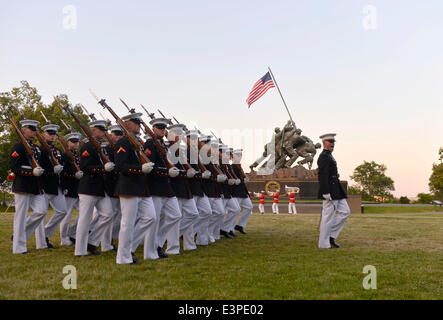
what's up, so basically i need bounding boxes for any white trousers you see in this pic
[75,194,113,256]
[258,203,265,214]
[272,203,279,214]
[151,196,182,250]
[116,196,157,264]
[318,199,351,249]
[59,196,79,245]
[221,198,241,232]
[193,195,212,246]
[288,203,297,214]
[12,193,47,254]
[208,197,225,242]
[235,197,253,228]
[91,197,120,252]
[166,198,199,254]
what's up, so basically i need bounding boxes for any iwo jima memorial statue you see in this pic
[244,68,348,200]
[246,119,347,200]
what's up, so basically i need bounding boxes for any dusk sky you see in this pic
[1,0,442,197]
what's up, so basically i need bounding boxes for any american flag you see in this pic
[246,72,275,107]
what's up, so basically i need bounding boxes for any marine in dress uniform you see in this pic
[271,191,280,214]
[113,113,157,264]
[288,192,297,214]
[200,137,227,243]
[59,132,83,246]
[89,125,123,252]
[143,117,181,258]
[185,130,213,247]
[10,120,46,254]
[74,120,115,256]
[219,146,241,239]
[231,149,253,235]
[317,133,350,249]
[35,123,67,249]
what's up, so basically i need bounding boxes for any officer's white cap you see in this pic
[109,125,123,133]
[121,113,143,124]
[233,149,243,156]
[149,117,172,128]
[89,120,107,130]
[64,132,81,141]
[19,119,39,128]
[41,123,60,133]
[319,133,336,141]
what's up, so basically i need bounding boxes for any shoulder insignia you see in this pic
[82,150,90,157]
[117,146,126,154]
[11,151,19,158]
[144,148,151,157]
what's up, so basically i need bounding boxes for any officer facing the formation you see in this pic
[75,120,115,256]
[317,133,350,249]
[59,131,83,246]
[10,119,46,254]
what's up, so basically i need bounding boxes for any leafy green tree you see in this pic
[414,193,433,204]
[350,161,395,202]
[429,147,443,200]
[399,196,410,204]
[0,81,89,181]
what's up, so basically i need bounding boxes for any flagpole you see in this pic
[268,66,293,123]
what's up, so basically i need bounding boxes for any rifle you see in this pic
[80,104,115,148]
[89,92,150,165]
[54,96,110,164]
[193,126,224,176]
[168,116,209,174]
[12,106,61,167]
[155,109,193,171]
[118,99,147,145]
[0,106,39,168]
[40,110,80,173]
[211,130,246,179]
[117,103,174,170]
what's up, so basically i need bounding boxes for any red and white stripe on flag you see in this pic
[246,71,275,107]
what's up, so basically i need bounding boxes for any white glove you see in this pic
[202,170,211,179]
[235,179,241,185]
[142,162,155,174]
[168,167,180,178]
[244,177,249,183]
[217,174,227,183]
[322,193,332,201]
[186,168,197,178]
[33,167,44,177]
[104,162,115,172]
[75,171,84,180]
[54,165,64,175]
[228,178,235,185]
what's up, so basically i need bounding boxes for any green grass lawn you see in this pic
[362,206,437,213]
[0,210,442,300]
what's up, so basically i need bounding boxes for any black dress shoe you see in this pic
[157,246,168,259]
[330,237,340,248]
[46,237,54,249]
[87,244,101,255]
[69,237,76,244]
[234,225,247,234]
[228,230,237,237]
[220,230,233,239]
[21,251,29,254]
[131,252,138,264]
[11,235,13,241]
